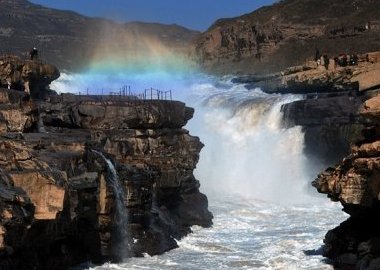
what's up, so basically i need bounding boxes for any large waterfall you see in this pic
[93,151,129,259]
[53,73,347,269]
[185,79,316,204]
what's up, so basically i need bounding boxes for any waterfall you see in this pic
[185,80,324,204]
[53,72,325,204]
[93,151,129,259]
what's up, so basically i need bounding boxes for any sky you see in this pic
[29,0,277,31]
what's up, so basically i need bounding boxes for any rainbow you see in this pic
[52,40,201,96]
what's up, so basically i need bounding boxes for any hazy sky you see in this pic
[29,0,277,31]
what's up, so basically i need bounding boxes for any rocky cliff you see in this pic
[312,94,380,269]
[269,52,380,268]
[231,52,378,167]
[0,59,212,269]
[193,0,380,74]
[0,0,199,71]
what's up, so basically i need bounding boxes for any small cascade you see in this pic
[93,150,129,259]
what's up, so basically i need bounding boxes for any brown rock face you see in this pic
[313,93,380,269]
[193,0,380,74]
[0,90,212,269]
[0,55,59,97]
[261,53,380,165]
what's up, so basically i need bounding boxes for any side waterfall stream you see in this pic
[93,151,129,259]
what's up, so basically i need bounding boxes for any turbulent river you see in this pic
[54,72,347,270]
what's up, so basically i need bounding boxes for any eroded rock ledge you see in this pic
[273,52,380,165]
[0,89,212,269]
[312,95,380,270]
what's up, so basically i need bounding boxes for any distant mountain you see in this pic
[193,0,380,74]
[0,0,199,71]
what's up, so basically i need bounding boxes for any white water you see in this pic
[93,151,129,258]
[186,81,314,203]
[54,73,347,269]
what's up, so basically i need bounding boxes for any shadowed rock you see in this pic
[313,93,380,269]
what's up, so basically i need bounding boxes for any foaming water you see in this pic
[89,196,346,270]
[185,80,323,204]
[51,71,346,269]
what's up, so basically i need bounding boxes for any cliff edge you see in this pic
[312,94,380,269]
[0,58,212,269]
[293,53,380,269]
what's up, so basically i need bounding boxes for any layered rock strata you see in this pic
[193,0,380,74]
[234,52,380,94]
[266,51,380,269]
[264,53,377,167]
[313,94,380,269]
[0,90,212,269]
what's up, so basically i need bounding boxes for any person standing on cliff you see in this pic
[29,47,38,60]
[323,54,329,70]
[315,48,320,62]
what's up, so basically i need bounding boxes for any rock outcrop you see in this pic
[0,89,212,269]
[265,52,380,165]
[289,52,380,269]
[0,55,59,98]
[234,52,380,94]
[313,93,380,269]
[193,0,380,74]
[283,93,365,165]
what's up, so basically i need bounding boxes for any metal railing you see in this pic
[75,85,173,101]
[49,85,174,105]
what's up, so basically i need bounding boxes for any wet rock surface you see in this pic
[0,90,212,269]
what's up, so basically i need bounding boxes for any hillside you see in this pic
[0,0,199,71]
[193,0,380,74]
